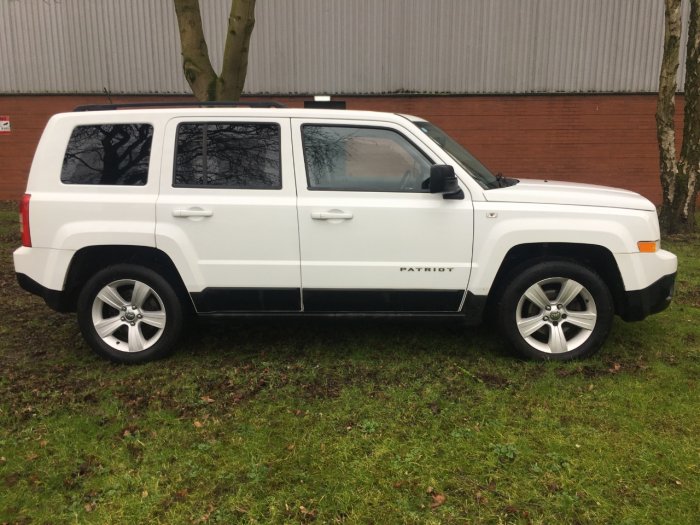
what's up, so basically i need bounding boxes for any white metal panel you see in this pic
[154,115,301,293]
[0,0,692,94]
[289,116,473,300]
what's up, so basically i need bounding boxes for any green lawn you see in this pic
[1,201,698,524]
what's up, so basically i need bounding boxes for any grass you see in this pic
[1,200,698,524]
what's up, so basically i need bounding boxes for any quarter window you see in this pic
[61,124,153,185]
[174,123,281,189]
[302,125,432,192]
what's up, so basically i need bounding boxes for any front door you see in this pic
[291,118,474,312]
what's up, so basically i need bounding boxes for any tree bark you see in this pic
[678,0,700,231]
[658,0,700,233]
[174,0,218,101]
[657,0,682,233]
[217,0,256,100]
[173,0,256,102]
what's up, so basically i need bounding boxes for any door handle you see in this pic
[311,210,354,220]
[172,208,213,218]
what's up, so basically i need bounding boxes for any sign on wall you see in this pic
[0,116,11,134]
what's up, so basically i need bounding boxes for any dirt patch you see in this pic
[474,372,512,388]
[675,288,700,308]
[555,359,647,379]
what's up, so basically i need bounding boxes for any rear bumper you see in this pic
[619,272,676,322]
[14,246,76,312]
[16,272,71,312]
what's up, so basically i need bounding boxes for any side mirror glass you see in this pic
[429,165,463,199]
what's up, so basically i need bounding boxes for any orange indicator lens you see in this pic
[637,241,657,253]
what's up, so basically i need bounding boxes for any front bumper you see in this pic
[619,272,676,322]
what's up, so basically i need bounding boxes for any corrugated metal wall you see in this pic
[0,0,691,95]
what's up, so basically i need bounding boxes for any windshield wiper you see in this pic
[494,172,519,188]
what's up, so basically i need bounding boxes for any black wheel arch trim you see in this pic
[59,245,193,313]
[486,242,626,317]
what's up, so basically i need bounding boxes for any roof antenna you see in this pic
[103,87,113,104]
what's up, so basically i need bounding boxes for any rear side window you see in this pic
[174,122,281,189]
[61,124,153,185]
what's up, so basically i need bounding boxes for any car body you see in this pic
[14,102,677,363]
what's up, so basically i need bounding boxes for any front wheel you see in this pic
[498,261,614,360]
[77,264,184,364]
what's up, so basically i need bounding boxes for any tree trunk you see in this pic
[657,0,682,233]
[173,0,256,102]
[678,0,700,231]
[174,0,218,101]
[217,0,256,100]
[658,0,700,234]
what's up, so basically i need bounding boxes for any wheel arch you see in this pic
[62,245,193,313]
[485,243,627,317]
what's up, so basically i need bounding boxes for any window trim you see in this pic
[172,121,283,190]
[300,123,436,193]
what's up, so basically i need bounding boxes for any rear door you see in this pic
[156,116,301,312]
[291,118,474,312]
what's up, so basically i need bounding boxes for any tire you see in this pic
[497,261,614,361]
[77,264,184,364]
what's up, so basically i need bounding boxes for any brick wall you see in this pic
[0,94,682,203]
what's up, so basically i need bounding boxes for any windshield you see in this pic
[415,121,500,189]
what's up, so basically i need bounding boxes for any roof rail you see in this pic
[73,101,287,112]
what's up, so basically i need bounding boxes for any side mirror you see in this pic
[429,165,463,199]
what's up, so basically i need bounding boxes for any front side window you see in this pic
[302,125,432,192]
[61,124,153,185]
[174,122,281,189]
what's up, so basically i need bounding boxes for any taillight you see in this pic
[19,193,31,247]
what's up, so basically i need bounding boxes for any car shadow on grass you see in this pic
[179,315,517,363]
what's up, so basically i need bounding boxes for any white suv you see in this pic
[13,102,677,363]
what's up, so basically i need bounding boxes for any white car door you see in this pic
[156,116,301,312]
[292,118,474,312]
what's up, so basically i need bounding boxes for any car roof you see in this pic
[57,106,423,124]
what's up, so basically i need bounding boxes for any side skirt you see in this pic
[190,288,301,313]
[189,287,488,324]
[302,289,465,312]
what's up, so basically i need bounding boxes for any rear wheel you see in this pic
[498,261,613,360]
[77,264,183,363]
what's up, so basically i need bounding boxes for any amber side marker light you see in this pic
[637,241,658,253]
